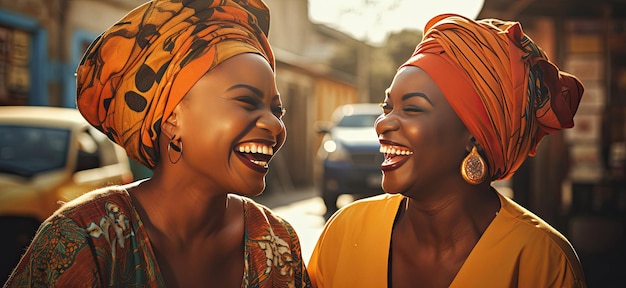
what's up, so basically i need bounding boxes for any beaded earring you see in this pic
[461,146,487,185]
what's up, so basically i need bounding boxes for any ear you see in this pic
[465,135,480,152]
[162,106,181,142]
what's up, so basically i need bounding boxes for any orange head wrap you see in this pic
[401,14,584,181]
[76,0,274,169]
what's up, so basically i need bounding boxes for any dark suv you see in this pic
[316,103,384,218]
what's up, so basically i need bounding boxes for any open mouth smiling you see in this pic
[234,142,274,173]
[379,142,413,171]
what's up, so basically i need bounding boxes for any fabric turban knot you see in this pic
[402,14,584,181]
[76,0,274,169]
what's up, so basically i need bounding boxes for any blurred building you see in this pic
[480,0,626,286]
[0,0,370,188]
[264,0,371,190]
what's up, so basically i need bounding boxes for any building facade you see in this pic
[480,1,626,286]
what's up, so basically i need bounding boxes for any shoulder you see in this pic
[496,193,585,280]
[499,194,572,248]
[237,195,298,235]
[7,182,145,286]
[237,196,312,288]
[315,193,402,247]
[7,198,119,286]
[46,181,140,229]
[239,195,284,221]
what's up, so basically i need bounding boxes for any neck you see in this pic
[131,172,235,245]
[399,184,499,247]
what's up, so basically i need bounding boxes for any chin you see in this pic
[383,188,403,195]
[384,190,402,195]
[250,189,265,197]
[381,181,408,195]
[241,182,266,197]
[381,183,397,194]
[381,177,397,194]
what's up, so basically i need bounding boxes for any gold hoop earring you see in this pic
[461,146,487,185]
[167,137,183,164]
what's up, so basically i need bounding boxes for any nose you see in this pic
[375,113,399,135]
[257,111,286,145]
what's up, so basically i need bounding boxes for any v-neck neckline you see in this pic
[122,189,249,287]
[387,189,505,287]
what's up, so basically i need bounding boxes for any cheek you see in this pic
[404,122,433,147]
[405,120,462,160]
[182,111,235,149]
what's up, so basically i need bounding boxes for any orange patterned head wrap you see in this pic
[76,0,274,169]
[401,14,584,181]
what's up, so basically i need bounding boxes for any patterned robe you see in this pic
[5,185,311,287]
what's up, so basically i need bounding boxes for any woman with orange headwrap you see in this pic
[308,14,586,288]
[5,0,311,287]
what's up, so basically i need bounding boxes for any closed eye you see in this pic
[272,106,286,119]
[236,96,260,110]
[403,105,424,113]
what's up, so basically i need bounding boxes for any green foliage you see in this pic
[327,29,424,103]
[386,29,424,69]
[367,29,423,102]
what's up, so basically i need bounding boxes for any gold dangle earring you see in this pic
[461,146,487,185]
[167,136,183,164]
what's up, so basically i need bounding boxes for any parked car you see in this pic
[316,103,384,218]
[0,106,133,282]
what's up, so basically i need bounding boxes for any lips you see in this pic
[379,141,413,172]
[234,142,274,173]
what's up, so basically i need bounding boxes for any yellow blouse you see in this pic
[308,192,586,288]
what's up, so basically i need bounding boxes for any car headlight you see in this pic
[324,140,350,161]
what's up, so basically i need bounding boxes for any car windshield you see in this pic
[0,125,70,178]
[336,114,378,128]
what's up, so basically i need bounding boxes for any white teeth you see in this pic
[236,143,274,156]
[379,145,413,155]
[250,160,268,167]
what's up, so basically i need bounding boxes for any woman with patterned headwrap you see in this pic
[308,14,586,288]
[5,0,311,287]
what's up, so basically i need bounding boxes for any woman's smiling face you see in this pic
[375,66,471,198]
[172,53,285,196]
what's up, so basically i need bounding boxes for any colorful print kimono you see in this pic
[5,186,311,287]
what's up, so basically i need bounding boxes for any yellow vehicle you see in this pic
[0,106,133,281]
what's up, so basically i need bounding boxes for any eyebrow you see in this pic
[226,84,264,99]
[401,92,432,104]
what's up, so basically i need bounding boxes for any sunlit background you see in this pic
[308,0,484,44]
